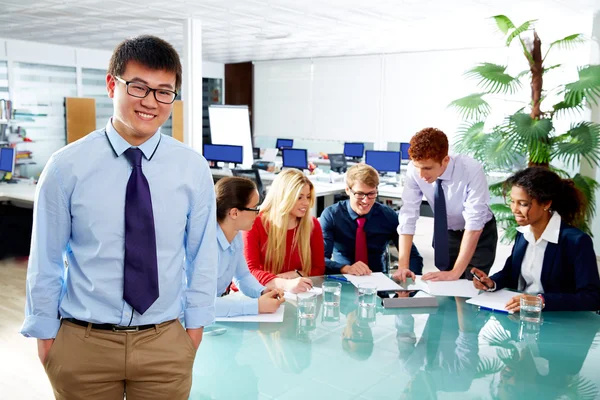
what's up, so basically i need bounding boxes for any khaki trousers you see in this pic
[43,319,197,400]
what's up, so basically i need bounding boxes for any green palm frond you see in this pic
[448,93,491,120]
[564,65,600,106]
[552,100,584,118]
[572,173,599,228]
[454,121,487,157]
[506,20,536,47]
[564,375,600,400]
[475,357,504,378]
[488,181,506,197]
[547,33,586,54]
[549,165,571,179]
[504,114,553,165]
[481,129,525,171]
[490,202,519,242]
[465,63,522,94]
[490,203,513,220]
[543,64,562,74]
[491,15,515,34]
[552,122,600,169]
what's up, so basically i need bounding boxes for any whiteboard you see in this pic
[209,105,254,168]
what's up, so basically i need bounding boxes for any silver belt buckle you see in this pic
[112,325,140,332]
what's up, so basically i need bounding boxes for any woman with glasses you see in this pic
[244,169,324,293]
[214,177,285,317]
[472,167,600,312]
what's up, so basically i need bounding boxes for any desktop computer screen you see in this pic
[365,150,401,174]
[275,138,294,149]
[344,142,364,158]
[282,148,308,170]
[0,147,15,173]
[400,143,411,161]
[203,144,244,165]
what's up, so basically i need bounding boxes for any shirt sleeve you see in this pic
[215,296,259,318]
[183,161,218,329]
[398,163,423,235]
[20,155,71,339]
[319,207,345,274]
[461,160,491,231]
[310,217,326,276]
[234,245,265,300]
[243,218,277,285]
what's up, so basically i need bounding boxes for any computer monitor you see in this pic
[0,147,15,174]
[275,138,293,150]
[400,143,411,161]
[203,144,243,167]
[344,142,364,159]
[282,148,308,170]
[365,150,401,174]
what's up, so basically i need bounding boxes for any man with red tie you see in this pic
[320,164,423,276]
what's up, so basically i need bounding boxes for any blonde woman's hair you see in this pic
[260,169,315,275]
[346,163,380,188]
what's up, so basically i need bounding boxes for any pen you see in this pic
[325,275,349,283]
[472,272,492,290]
[295,270,303,277]
[478,306,513,315]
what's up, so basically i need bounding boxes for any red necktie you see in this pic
[355,217,368,264]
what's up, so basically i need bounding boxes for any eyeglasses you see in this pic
[239,206,260,214]
[114,76,178,104]
[348,188,378,200]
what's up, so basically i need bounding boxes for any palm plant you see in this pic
[450,15,600,241]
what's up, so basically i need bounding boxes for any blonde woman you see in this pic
[244,169,325,293]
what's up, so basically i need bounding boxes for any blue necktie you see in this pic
[434,179,450,271]
[123,148,159,315]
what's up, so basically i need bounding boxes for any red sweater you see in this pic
[243,216,325,285]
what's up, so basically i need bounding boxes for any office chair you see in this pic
[231,168,265,201]
[328,153,348,173]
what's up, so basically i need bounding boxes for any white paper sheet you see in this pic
[262,148,278,162]
[215,304,285,322]
[466,289,518,313]
[404,276,480,298]
[283,286,323,301]
[343,272,402,291]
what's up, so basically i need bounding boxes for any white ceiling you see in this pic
[0,0,598,63]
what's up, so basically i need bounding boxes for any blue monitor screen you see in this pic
[282,148,308,169]
[0,147,15,173]
[203,144,243,164]
[365,150,401,173]
[276,138,293,149]
[344,142,364,158]
[400,143,411,160]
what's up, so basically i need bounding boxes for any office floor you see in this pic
[0,217,513,399]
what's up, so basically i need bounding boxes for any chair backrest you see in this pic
[328,153,348,173]
[231,168,264,200]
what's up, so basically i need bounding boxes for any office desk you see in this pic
[191,279,600,399]
[0,181,36,208]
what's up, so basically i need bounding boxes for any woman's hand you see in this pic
[285,277,313,293]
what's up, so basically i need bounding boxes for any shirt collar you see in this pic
[516,211,561,244]
[217,224,242,251]
[345,199,375,221]
[105,119,161,160]
[438,156,455,181]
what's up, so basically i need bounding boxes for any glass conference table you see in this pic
[190,276,600,400]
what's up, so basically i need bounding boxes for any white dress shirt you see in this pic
[516,211,562,294]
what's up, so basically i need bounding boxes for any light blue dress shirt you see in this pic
[399,155,493,235]
[216,224,265,317]
[21,121,218,339]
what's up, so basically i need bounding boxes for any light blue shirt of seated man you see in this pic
[21,120,218,339]
[216,225,265,317]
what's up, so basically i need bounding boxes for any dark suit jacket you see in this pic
[491,221,600,311]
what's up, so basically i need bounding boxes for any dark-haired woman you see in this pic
[214,177,285,317]
[472,167,600,312]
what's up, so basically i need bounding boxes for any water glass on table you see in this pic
[520,295,542,323]
[323,281,342,307]
[297,292,317,319]
[358,283,377,308]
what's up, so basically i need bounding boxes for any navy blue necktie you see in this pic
[123,148,159,315]
[434,179,450,271]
